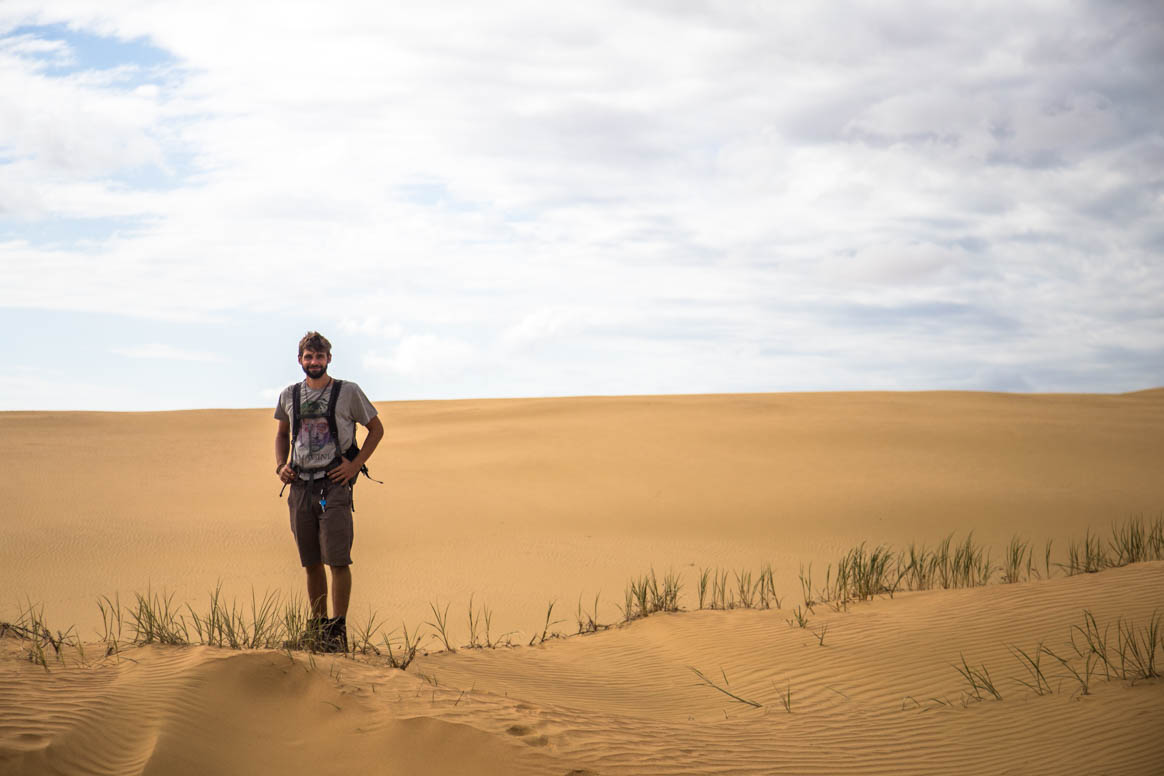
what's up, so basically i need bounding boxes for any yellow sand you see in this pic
[2,389,1163,774]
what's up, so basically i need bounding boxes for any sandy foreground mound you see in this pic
[2,561,1163,775]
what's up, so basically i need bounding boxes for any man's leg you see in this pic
[329,565,351,618]
[319,483,354,652]
[306,564,328,618]
[289,482,329,646]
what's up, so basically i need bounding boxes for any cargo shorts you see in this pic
[288,477,354,567]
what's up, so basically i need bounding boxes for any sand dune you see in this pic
[2,390,1164,774]
[3,563,1163,774]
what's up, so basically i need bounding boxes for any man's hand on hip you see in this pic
[328,459,361,484]
[277,464,296,484]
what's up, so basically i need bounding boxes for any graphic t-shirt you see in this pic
[274,379,378,478]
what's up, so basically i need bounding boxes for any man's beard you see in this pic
[302,364,327,379]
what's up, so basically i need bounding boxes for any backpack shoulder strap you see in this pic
[327,379,344,456]
[291,382,302,443]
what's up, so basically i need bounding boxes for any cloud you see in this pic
[338,315,405,340]
[112,343,223,362]
[259,386,283,402]
[363,334,478,379]
[501,306,616,350]
[2,0,1163,403]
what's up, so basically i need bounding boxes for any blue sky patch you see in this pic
[7,22,175,70]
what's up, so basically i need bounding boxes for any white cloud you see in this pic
[364,334,478,379]
[338,315,404,340]
[501,306,616,350]
[2,0,1163,403]
[112,343,223,362]
[259,386,283,402]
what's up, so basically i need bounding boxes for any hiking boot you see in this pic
[322,616,348,653]
[283,617,328,652]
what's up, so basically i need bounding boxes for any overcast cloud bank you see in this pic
[2,1,1162,409]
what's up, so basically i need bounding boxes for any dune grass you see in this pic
[954,653,1003,702]
[3,600,84,670]
[951,608,1163,707]
[3,514,1162,680]
[696,564,781,612]
[622,568,682,621]
[807,514,1164,610]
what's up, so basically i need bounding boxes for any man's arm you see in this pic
[327,416,384,483]
[275,418,295,483]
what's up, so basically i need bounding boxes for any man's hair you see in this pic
[298,331,332,357]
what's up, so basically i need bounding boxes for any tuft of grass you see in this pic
[701,564,778,611]
[954,653,1002,703]
[810,624,829,646]
[1002,610,1162,700]
[898,542,933,592]
[129,587,190,646]
[756,564,780,609]
[1002,535,1031,584]
[1009,642,1052,696]
[383,622,422,670]
[1114,610,1161,680]
[735,569,755,609]
[426,600,455,653]
[186,585,286,650]
[777,679,792,713]
[348,606,385,656]
[1149,515,1164,560]
[798,563,815,607]
[531,600,564,645]
[712,568,731,610]
[466,595,484,649]
[576,592,603,635]
[826,542,897,602]
[97,593,125,657]
[1110,516,1153,566]
[622,568,682,621]
[5,600,83,670]
[1043,644,1094,696]
[1070,610,1114,681]
[1063,528,1109,575]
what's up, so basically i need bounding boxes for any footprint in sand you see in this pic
[505,724,550,747]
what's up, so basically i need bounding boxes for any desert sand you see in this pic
[2,389,1163,774]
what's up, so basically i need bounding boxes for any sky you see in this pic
[1,1,1162,411]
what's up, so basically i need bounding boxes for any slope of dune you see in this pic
[3,390,1163,643]
[3,561,1162,775]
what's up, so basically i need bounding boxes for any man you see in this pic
[275,331,384,652]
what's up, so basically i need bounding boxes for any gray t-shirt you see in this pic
[274,379,378,479]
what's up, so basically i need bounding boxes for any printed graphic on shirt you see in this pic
[294,388,338,469]
[301,417,332,454]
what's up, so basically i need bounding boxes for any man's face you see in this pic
[299,349,331,379]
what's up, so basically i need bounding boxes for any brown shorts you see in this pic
[288,478,354,567]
